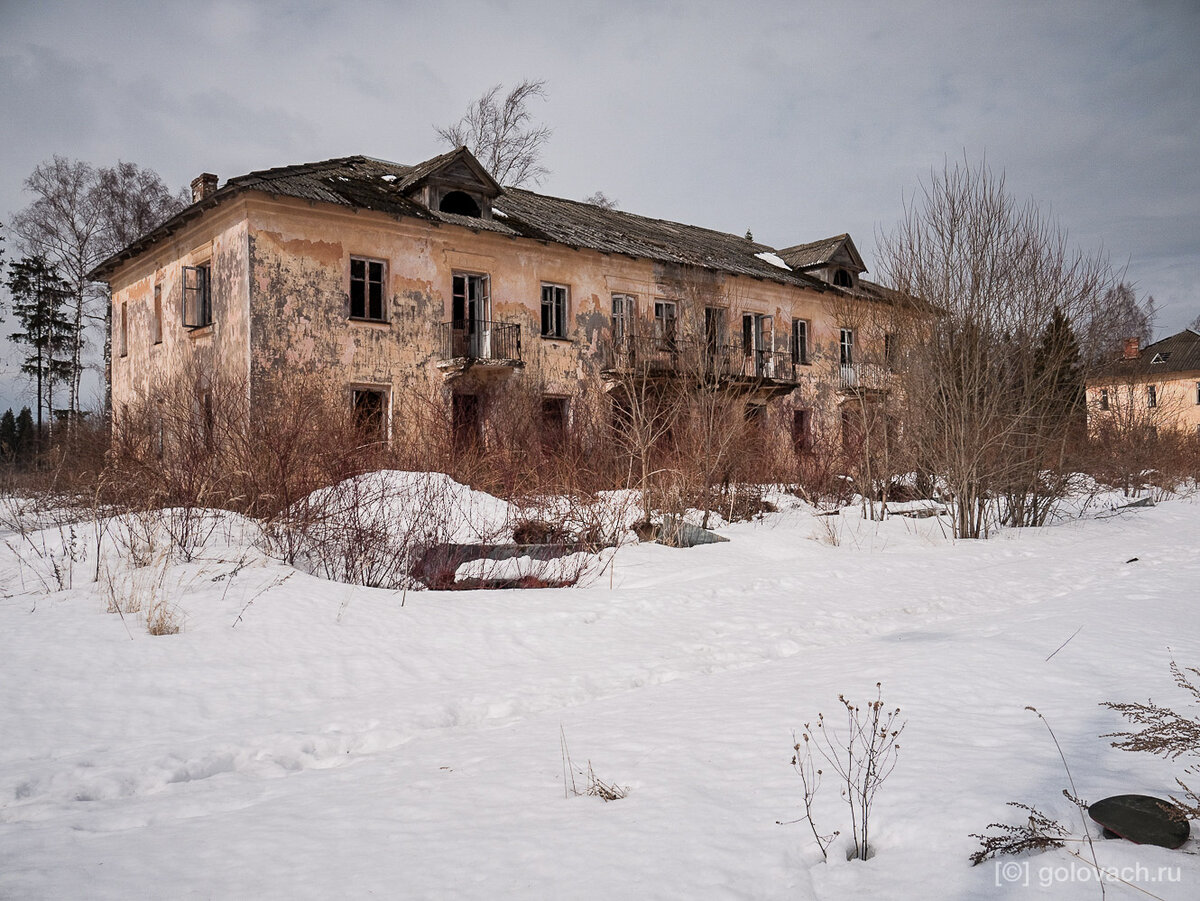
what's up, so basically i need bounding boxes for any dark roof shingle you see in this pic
[90,152,867,296]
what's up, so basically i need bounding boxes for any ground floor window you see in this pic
[352,388,389,441]
[452,393,482,451]
[792,408,812,452]
[541,396,568,448]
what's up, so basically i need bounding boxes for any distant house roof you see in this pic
[90,150,886,300]
[1102,329,1200,380]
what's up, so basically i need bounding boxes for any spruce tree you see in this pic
[6,256,74,439]
[14,407,35,466]
[0,409,15,461]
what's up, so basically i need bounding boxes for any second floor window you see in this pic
[654,300,677,350]
[792,319,809,365]
[840,328,854,366]
[612,294,636,342]
[1148,385,1157,408]
[1099,388,1110,411]
[541,284,569,338]
[350,257,385,321]
[182,263,212,328]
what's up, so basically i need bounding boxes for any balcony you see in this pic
[599,334,798,397]
[838,362,890,394]
[436,320,523,378]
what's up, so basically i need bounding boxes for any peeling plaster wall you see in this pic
[113,190,900,451]
[108,201,251,416]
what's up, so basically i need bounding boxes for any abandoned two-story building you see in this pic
[91,146,903,457]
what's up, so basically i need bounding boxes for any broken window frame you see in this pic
[792,318,809,365]
[182,263,212,329]
[541,283,569,339]
[350,256,387,322]
[839,328,854,366]
[653,299,677,351]
[352,386,390,442]
[1147,385,1158,408]
[611,294,636,343]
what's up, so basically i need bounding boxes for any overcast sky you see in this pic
[2,0,1198,413]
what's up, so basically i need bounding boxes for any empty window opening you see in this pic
[833,268,853,288]
[885,333,897,367]
[350,257,386,321]
[541,284,569,338]
[353,388,388,441]
[792,319,809,365]
[152,283,163,345]
[541,397,568,448]
[841,406,864,451]
[839,328,854,366]
[200,390,215,451]
[451,273,490,357]
[119,303,128,358]
[452,394,483,452]
[654,300,677,350]
[705,307,726,356]
[182,262,212,328]
[793,408,813,452]
[1099,388,1110,411]
[744,404,767,433]
[439,191,481,217]
[1147,385,1158,408]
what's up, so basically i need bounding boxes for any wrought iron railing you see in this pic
[599,334,796,383]
[437,320,522,363]
[838,362,889,391]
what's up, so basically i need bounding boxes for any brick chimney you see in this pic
[191,173,219,204]
[1123,337,1140,359]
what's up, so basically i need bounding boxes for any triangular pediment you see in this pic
[400,146,501,199]
[778,233,866,274]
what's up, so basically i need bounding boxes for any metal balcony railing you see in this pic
[437,320,522,363]
[599,334,796,383]
[838,362,889,391]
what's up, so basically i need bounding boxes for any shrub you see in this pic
[792,683,905,861]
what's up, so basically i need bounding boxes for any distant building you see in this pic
[91,147,905,454]
[1086,329,1200,438]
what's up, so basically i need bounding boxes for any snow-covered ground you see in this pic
[1,487,1198,899]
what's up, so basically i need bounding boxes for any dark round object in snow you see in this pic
[1089,794,1190,849]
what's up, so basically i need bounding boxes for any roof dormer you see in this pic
[399,146,502,221]
[777,233,866,289]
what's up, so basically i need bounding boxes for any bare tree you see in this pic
[877,158,1114,538]
[11,157,187,417]
[436,80,552,187]
[11,157,104,416]
[583,191,618,210]
[1081,281,1155,363]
